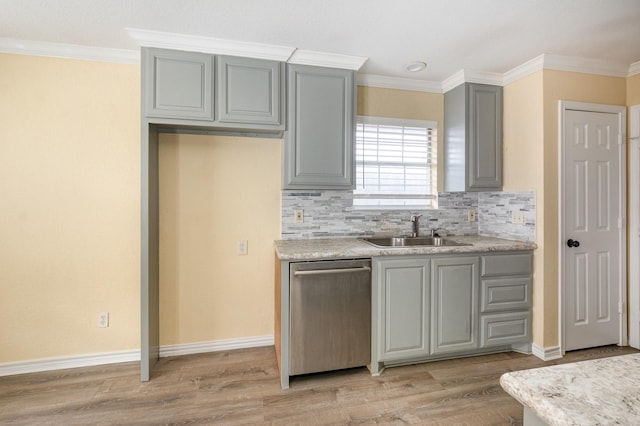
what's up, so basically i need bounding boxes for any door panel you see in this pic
[564,109,621,351]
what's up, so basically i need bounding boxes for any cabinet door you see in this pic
[283,64,355,189]
[375,258,430,361]
[431,256,480,354]
[467,83,502,190]
[143,48,214,120]
[217,56,284,128]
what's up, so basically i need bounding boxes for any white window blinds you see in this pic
[355,117,437,208]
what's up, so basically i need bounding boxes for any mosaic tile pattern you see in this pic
[281,190,536,242]
[478,191,536,242]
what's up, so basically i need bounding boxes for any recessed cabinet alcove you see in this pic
[139,46,359,381]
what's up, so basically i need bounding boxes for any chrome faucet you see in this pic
[410,214,422,237]
[431,228,439,238]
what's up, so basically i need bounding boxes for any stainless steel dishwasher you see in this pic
[289,259,371,376]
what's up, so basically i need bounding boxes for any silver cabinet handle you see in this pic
[294,266,371,276]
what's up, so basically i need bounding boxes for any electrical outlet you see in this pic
[98,312,109,328]
[512,211,524,224]
[294,209,304,224]
[237,240,248,256]
[468,209,476,222]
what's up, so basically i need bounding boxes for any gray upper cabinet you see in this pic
[216,56,284,128]
[142,48,284,131]
[143,48,214,121]
[444,83,503,192]
[283,64,356,189]
[430,256,480,354]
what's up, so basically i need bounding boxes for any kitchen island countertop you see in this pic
[500,353,640,425]
[274,235,536,261]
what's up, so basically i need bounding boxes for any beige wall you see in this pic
[0,54,140,362]
[628,73,640,106]
[158,134,281,344]
[502,71,545,346]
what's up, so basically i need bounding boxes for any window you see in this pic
[354,116,437,209]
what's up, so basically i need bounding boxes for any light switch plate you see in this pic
[237,240,248,255]
[468,209,476,222]
[294,209,304,223]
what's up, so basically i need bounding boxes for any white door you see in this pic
[629,104,640,349]
[562,106,625,352]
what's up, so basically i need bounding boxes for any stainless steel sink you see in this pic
[361,236,471,248]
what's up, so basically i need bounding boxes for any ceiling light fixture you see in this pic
[404,61,427,72]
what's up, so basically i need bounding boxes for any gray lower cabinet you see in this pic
[430,256,480,354]
[143,48,214,121]
[283,64,356,189]
[374,257,430,362]
[142,48,284,130]
[444,83,502,192]
[480,253,533,348]
[216,56,284,128]
[372,251,532,374]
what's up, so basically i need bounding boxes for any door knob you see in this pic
[567,239,580,248]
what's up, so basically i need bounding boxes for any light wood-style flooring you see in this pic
[1,345,637,425]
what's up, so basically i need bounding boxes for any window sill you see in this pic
[346,205,438,212]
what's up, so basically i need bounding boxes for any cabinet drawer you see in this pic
[481,277,531,313]
[481,253,532,277]
[480,312,530,347]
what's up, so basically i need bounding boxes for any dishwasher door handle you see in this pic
[293,266,371,277]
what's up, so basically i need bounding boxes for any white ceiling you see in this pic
[1,0,640,84]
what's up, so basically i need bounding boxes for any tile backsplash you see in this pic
[281,190,536,242]
[478,191,536,242]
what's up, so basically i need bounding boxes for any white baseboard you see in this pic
[0,349,141,377]
[531,343,562,361]
[159,335,274,357]
[0,335,274,377]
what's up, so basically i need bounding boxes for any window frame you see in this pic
[353,115,438,210]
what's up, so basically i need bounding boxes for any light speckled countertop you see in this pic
[274,235,536,260]
[500,353,640,425]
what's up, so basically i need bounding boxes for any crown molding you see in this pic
[502,53,634,85]
[542,53,629,77]
[629,61,640,77]
[126,28,295,62]
[441,70,466,92]
[464,70,504,86]
[126,29,368,70]
[0,37,139,64]
[288,49,368,71]
[440,69,503,92]
[503,54,545,85]
[2,33,637,86]
[357,74,442,93]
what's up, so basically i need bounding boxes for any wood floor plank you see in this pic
[0,345,636,425]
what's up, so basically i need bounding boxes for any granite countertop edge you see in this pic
[499,353,640,426]
[274,235,537,261]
